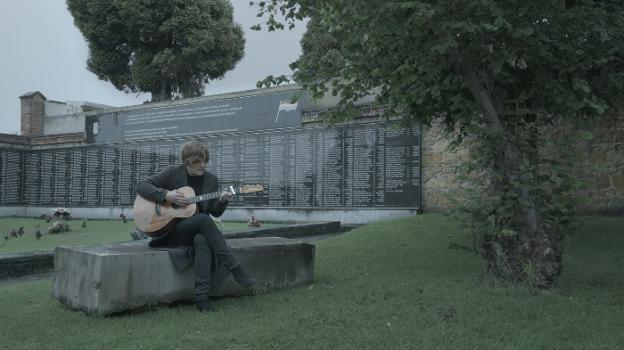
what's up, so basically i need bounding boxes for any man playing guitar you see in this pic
[136,140,256,312]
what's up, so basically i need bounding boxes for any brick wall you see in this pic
[575,113,624,214]
[421,114,624,214]
[0,133,29,145]
[29,133,86,146]
[0,132,85,147]
[421,121,468,211]
[19,92,46,137]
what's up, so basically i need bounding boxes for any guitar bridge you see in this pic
[155,202,161,216]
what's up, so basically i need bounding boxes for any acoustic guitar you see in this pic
[133,184,264,237]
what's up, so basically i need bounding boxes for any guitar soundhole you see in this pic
[171,203,180,209]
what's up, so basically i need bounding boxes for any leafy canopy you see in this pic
[255,0,624,130]
[67,0,245,101]
[254,0,624,285]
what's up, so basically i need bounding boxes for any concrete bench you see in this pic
[52,237,315,316]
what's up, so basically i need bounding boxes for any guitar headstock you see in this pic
[239,184,264,194]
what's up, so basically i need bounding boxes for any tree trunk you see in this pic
[461,69,561,287]
[151,77,171,102]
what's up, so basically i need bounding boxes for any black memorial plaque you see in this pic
[100,147,117,206]
[205,121,420,208]
[318,129,343,207]
[294,131,315,207]
[94,91,302,143]
[84,147,101,205]
[0,120,420,208]
[23,152,41,205]
[40,151,54,205]
[69,148,85,206]
[266,133,287,206]
[117,148,136,206]
[50,150,65,205]
[0,149,24,205]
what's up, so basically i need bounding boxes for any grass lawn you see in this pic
[0,218,275,254]
[0,214,623,349]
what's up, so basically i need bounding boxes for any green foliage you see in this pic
[449,116,588,282]
[253,0,624,284]
[67,0,245,101]
[253,0,624,127]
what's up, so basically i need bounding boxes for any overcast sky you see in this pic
[0,0,305,134]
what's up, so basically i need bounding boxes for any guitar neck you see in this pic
[187,187,239,204]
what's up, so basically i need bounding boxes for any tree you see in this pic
[254,0,624,286]
[67,0,245,101]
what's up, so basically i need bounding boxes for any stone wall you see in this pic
[0,132,85,148]
[575,113,624,214]
[421,114,624,214]
[0,133,29,146]
[43,114,86,135]
[29,132,86,147]
[421,121,467,211]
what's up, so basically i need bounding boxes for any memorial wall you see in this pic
[0,88,421,210]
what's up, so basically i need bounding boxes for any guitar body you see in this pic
[133,183,264,237]
[133,186,197,237]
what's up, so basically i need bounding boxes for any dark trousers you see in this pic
[159,213,240,299]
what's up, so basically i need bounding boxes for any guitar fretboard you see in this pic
[186,187,240,204]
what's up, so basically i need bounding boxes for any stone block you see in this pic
[52,237,315,316]
[0,250,54,279]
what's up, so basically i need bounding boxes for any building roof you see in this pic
[19,91,46,99]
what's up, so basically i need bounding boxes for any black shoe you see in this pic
[196,299,214,313]
[232,265,257,288]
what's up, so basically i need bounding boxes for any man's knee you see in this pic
[196,213,220,232]
[195,213,213,225]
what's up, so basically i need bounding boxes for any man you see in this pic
[136,140,256,312]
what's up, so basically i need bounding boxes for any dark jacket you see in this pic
[135,164,228,270]
[135,164,228,218]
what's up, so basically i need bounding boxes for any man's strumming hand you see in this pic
[166,190,188,206]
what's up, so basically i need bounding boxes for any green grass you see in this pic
[0,214,623,349]
[0,218,275,254]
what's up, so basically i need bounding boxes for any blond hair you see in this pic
[180,140,209,166]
